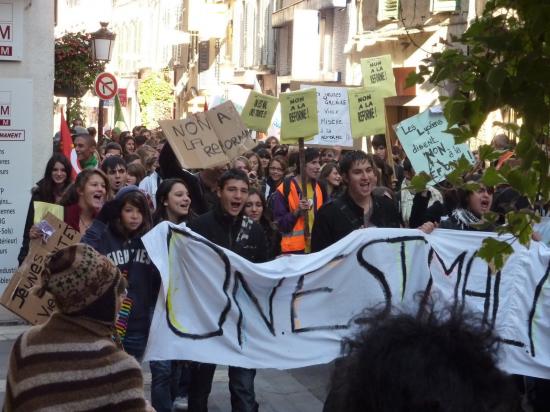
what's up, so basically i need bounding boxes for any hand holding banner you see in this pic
[241,91,278,132]
[280,88,319,143]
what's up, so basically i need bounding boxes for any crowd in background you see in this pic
[7,118,548,412]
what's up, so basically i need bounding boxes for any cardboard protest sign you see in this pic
[347,87,386,138]
[395,109,475,183]
[241,91,278,132]
[280,88,319,143]
[160,114,229,170]
[0,213,81,324]
[360,55,396,97]
[206,101,256,160]
[299,85,353,147]
[33,201,63,224]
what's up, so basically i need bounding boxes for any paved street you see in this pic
[0,324,331,411]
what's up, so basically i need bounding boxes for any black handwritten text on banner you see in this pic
[143,225,550,378]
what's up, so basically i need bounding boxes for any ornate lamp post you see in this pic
[90,22,116,138]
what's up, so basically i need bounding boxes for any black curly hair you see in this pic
[325,299,520,412]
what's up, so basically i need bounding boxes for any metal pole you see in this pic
[298,137,310,241]
[98,99,105,138]
[66,97,71,126]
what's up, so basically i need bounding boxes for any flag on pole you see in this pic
[60,111,77,180]
[114,93,128,130]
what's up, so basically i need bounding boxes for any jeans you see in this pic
[151,360,173,412]
[123,331,148,362]
[228,366,258,412]
[187,363,258,412]
[151,360,191,412]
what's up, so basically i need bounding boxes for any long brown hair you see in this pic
[60,169,111,206]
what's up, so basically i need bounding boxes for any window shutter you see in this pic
[431,0,459,13]
[378,0,399,21]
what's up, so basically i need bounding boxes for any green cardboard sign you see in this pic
[280,88,319,143]
[347,88,386,138]
[395,109,475,184]
[360,55,396,97]
[241,91,278,132]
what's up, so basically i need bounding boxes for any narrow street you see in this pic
[0,325,332,411]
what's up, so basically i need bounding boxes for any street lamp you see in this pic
[90,22,116,139]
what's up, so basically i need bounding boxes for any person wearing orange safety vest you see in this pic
[272,148,327,253]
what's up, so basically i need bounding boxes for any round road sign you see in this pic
[94,72,118,100]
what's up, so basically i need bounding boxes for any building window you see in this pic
[378,0,399,21]
[430,0,459,13]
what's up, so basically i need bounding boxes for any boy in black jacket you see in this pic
[187,168,267,412]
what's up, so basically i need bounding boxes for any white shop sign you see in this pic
[0,1,24,61]
[0,79,33,293]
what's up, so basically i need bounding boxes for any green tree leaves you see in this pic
[412,0,550,269]
[137,72,173,129]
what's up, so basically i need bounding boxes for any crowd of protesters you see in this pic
[7,118,548,412]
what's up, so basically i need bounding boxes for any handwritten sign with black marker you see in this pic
[160,114,229,169]
[300,85,353,147]
[206,101,256,161]
[360,55,396,97]
[395,109,475,183]
[347,87,386,138]
[0,213,81,324]
[280,88,319,143]
[241,91,278,132]
[143,224,550,378]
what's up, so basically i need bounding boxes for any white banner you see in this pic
[143,225,550,378]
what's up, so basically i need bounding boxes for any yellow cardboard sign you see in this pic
[241,91,278,132]
[360,55,396,97]
[347,88,386,138]
[280,88,319,143]
[33,202,63,223]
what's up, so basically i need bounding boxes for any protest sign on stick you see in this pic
[360,55,397,97]
[0,213,81,324]
[299,85,353,147]
[347,87,386,138]
[241,91,278,133]
[280,88,319,144]
[395,109,475,183]
[160,114,229,169]
[206,101,256,160]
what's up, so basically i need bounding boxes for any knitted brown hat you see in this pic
[42,243,121,314]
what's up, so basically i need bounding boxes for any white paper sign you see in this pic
[0,79,33,292]
[143,224,550,378]
[300,85,353,147]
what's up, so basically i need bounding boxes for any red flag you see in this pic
[60,111,77,180]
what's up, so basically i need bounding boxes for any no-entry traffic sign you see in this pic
[94,72,118,100]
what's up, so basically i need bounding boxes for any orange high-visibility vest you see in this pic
[277,178,323,253]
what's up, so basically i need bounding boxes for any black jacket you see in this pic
[311,191,401,252]
[82,220,160,336]
[188,203,268,263]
